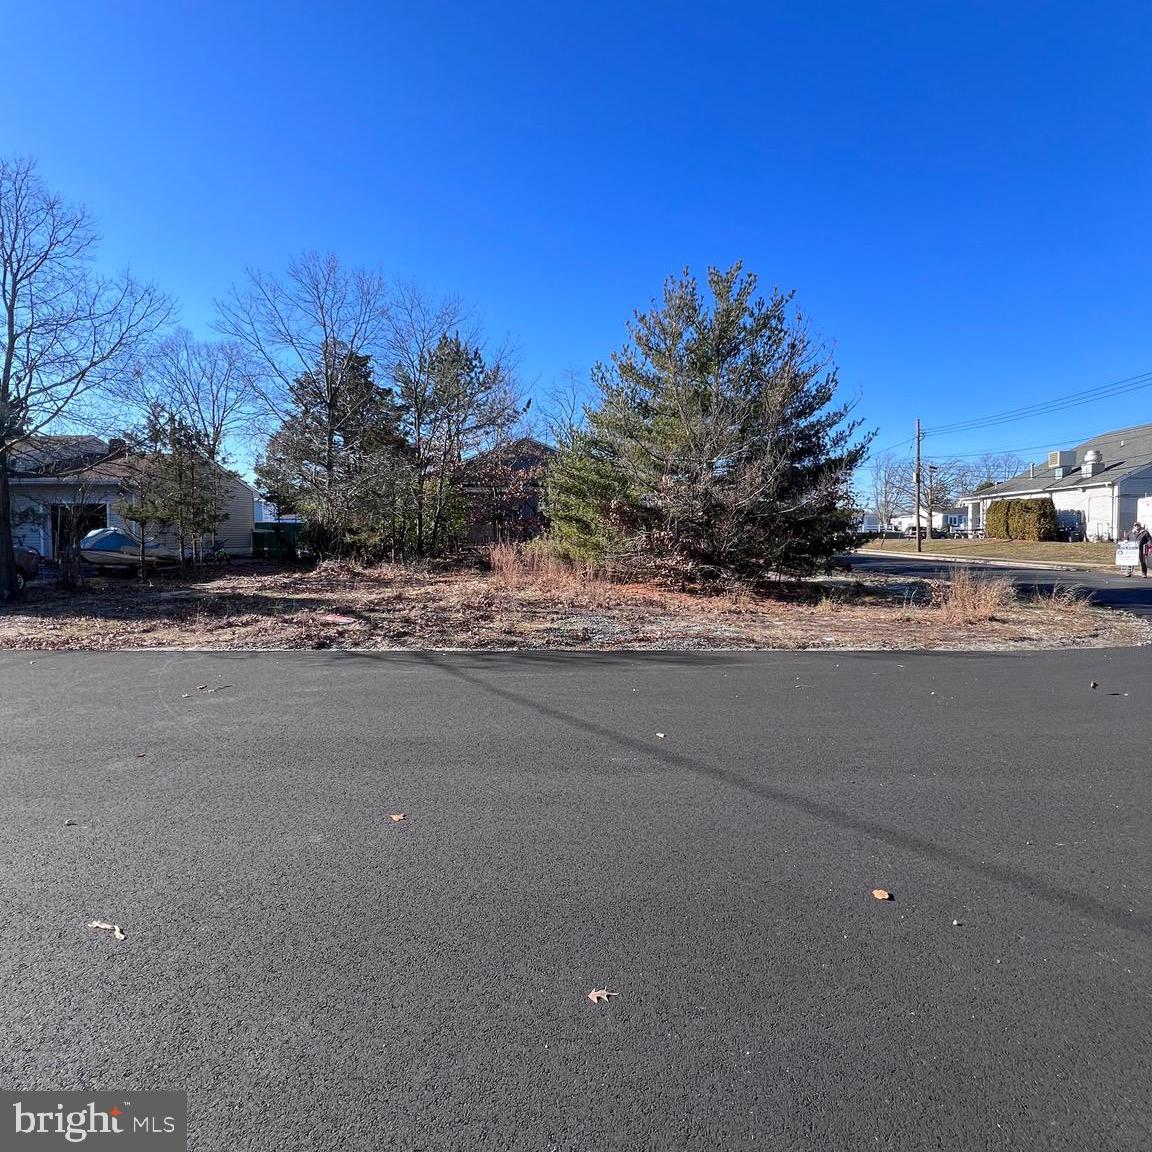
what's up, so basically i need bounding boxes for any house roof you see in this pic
[964,423,1152,500]
[460,437,555,477]
[9,437,256,495]
[9,436,119,477]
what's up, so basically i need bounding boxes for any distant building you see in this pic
[889,506,968,533]
[8,436,257,559]
[962,424,1152,541]
[460,437,555,544]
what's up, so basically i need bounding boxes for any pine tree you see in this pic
[255,345,410,558]
[546,264,872,581]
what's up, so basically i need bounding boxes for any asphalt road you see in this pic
[849,551,1152,618]
[1,649,1149,1151]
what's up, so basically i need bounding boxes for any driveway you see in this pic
[1,650,1148,1151]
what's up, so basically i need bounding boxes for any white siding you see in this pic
[215,475,255,557]
[8,481,122,559]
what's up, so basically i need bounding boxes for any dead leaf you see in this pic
[872,888,893,901]
[63,819,78,827]
[88,920,126,941]
[655,732,666,739]
[136,752,146,759]
[196,684,208,691]
[587,988,619,1004]
[390,813,406,822]
[319,613,357,625]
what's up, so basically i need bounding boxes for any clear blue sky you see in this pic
[4,0,1149,464]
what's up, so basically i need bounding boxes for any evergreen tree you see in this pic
[256,345,410,557]
[546,264,872,580]
[392,332,520,557]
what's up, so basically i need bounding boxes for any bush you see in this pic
[984,498,1059,541]
[985,501,1009,539]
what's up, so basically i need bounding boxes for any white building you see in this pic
[889,506,968,533]
[962,424,1152,541]
[8,437,257,559]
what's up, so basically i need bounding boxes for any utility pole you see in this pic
[914,418,923,554]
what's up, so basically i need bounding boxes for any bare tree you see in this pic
[216,252,389,420]
[952,451,1026,495]
[0,157,170,600]
[537,369,589,449]
[867,452,906,528]
[383,282,520,556]
[216,253,391,544]
[121,330,263,558]
[136,328,261,462]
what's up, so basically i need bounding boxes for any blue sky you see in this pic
[4,0,1149,465]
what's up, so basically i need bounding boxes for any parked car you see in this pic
[79,528,183,571]
[13,547,41,592]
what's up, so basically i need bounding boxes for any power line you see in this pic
[923,370,1152,436]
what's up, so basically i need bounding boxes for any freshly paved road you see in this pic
[1,649,1148,1152]
[850,551,1152,618]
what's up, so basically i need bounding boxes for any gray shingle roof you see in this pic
[963,423,1152,499]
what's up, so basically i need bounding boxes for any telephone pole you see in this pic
[914,418,923,554]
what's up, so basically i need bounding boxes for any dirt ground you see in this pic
[0,560,1147,652]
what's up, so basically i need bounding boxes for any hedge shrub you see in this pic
[985,501,1009,539]
[985,498,1060,541]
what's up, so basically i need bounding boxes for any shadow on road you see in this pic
[379,651,1149,938]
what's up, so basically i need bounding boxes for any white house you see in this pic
[8,437,257,560]
[889,506,968,533]
[962,423,1152,542]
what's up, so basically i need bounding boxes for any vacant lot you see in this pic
[858,538,1117,565]
[0,559,1146,652]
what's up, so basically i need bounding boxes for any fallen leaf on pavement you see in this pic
[63,819,77,827]
[136,752,147,759]
[655,732,665,739]
[196,684,208,691]
[872,889,893,901]
[88,920,126,941]
[390,813,406,822]
[587,988,619,1004]
[1090,681,1099,690]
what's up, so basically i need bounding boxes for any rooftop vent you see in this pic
[1048,449,1076,479]
[1083,448,1104,478]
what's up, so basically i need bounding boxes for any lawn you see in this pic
[0,557,1146,652]
[857,538,1118,566]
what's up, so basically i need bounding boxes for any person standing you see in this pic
[1134,521,1151,577]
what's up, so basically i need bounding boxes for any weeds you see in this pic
[934,568,1017,623]
[1025,582,1095,616]
[489,542,613,604]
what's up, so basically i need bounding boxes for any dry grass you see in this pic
[0,559,1146,653]
[934,569,1017,624]
[488,543,619,608]
[858,538,1117,566]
